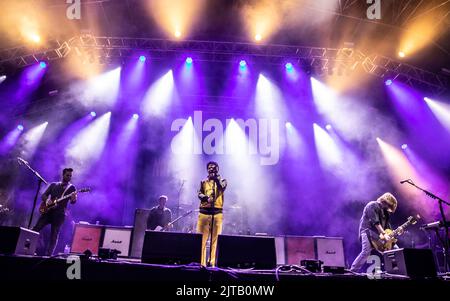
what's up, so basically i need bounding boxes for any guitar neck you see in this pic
[393,220,413,236]
[168,210,193,226]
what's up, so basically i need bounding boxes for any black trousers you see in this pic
[32,212,65,256]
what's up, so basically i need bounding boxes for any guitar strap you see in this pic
[61,183,74,198]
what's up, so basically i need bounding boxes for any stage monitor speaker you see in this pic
[71,223,103,255]
[217,234,277,269]
[285,236,316,265]
[0,226,39,255]
[142,231,202,265]
[101,226,133,257]
[315,236,345,268]
[130,208,151,258]
[384,248,437,278]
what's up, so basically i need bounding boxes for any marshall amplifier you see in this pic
[315,236,345,268]
[71,223,103,256]
[285,236,316,265]
[283,236,346,268]
[101,226,133,257]
[0,226,39,255]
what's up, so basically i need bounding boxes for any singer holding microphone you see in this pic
[197,161,227,267]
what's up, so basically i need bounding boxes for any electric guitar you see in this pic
[369,214,421,252]
[154,209,197,231]
[39,188,91,214]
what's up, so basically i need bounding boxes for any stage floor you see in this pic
[1,254,449,282]
[1,254,449,299]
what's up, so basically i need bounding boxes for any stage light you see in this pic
[285,122,292,128]
[285,63,293,71]
[31,34,41,43]
[401,144,408,150]
[39,61,47,69]
[17,125,24,131]
[175,30,182,38]
[90,111,97,117]
[66,112,111,176]
[424,96,450,132]
[255,34,262,41]
[398,51,405,58]
[20,122,49,158]
[239,60,247,68]
[255,74,286,119]
[186,57,193,65]
[325,124,332,131]
[0,75,6,84]
[139,55,146,62]
[141,70,174,117]
[313,123,342,169]
[132,113,139,120]
[385,79,393,86]
[82,67,122,107]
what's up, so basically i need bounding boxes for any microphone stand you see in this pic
[17,159,48,229]
[207,178,216,267]
[176,180,185,230]
[403,179,450,273]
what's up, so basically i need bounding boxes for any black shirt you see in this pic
[42,182,76,216]
[358,201,392,239]
[146,206,172,230]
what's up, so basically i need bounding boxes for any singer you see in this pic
[197,161,227,267]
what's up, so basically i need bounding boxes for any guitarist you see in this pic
[350,192,403,272]
[146,195,172,231]
[32,168,77,256]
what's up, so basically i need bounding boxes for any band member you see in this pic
[33,168,77,256]
[146,195,172,231]
[350,192,403,272]
[197,161,227,266]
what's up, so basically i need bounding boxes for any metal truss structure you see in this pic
[323,0,450,29]
[0,40,70,72]
[362,54,450,95]
[0,35,448,96]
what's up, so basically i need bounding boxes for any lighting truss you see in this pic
[0,35,448,96]
[0,40,70,71]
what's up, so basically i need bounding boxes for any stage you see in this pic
[1,2,450,297]
[2,254,449,284]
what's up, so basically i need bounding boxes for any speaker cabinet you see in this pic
[142,231,202,265]
[71,223,103,255]
[101,226,133,257]
[281,236,346,268]
[315,237,345,267]
[217,234,277,269]
[274,236,286,265]
[0,226,39,255]
[285,236,316,265]
[384,248,437,278]
[130,208,151,258]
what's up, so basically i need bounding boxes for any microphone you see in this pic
[420,221,442,230]
[400,179,410,184]
[17,157,29,166]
